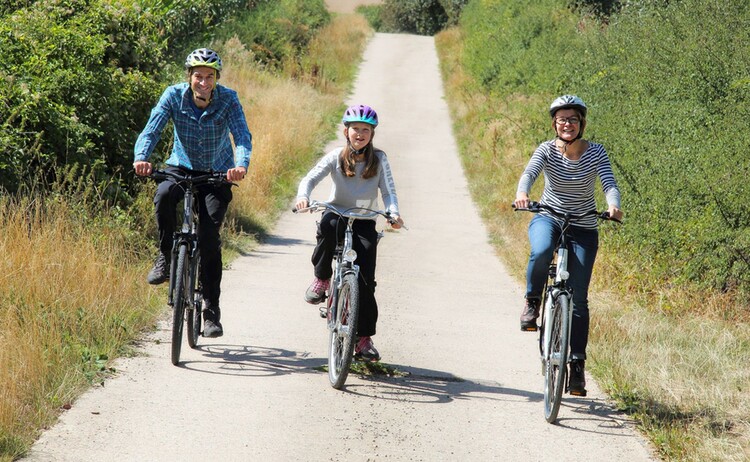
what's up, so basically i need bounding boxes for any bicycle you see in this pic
[149,169,234,365]
[513,201,620,423]
[294,201,402,389]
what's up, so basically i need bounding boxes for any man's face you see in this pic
[189,67,216,103]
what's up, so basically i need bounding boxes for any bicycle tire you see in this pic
[543,292,570,423]
[328,273,360,389]
[171,244,189,365]
[186,253,201,349]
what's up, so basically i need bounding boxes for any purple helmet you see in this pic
[342,104,378,127]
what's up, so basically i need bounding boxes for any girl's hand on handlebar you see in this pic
[295,198,310,211]
[389,215,404,229]
[227,167,246,182]
[133,161,152,177]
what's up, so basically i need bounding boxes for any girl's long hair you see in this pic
[339,139,380,179]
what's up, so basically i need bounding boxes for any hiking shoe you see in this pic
[202,305,223,338]
[354,336,380,362]
[520,298,541,331]
[569,359,587,396]
[304,278,330,304]
[203,319,224,338]
[147,253,170,285]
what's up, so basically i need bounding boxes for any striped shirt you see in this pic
[134,83,252,172]
[297,148,400,218]
[517,140,621,229]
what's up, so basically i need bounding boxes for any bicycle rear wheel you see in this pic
[171,244,189,365]
[543,292,570,423]
[328,273,360,389]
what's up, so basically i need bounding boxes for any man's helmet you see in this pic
[549,95,587,118]
[185,48,223,72]
[342,104,378,127]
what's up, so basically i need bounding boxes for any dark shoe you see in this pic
[520,298,541,331]
[147,253,170,285]
[354,336,380,362]
[304,278,330,305]
[569,359,587,396]
[202,305,223,338]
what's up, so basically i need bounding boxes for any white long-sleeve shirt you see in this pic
[297,147,400,217]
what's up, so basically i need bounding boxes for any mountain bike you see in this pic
[294,201,401,389]
[514,201,620,423]
[150,169,234,365]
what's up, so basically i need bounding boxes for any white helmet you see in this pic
[549,95,587,118]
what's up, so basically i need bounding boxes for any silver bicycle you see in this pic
[514,201,620,422]
[295,201,401,389]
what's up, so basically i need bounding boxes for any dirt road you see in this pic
[26,33,656,462]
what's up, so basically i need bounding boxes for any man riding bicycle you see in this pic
[133,48,252,338]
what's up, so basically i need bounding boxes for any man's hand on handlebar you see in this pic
[133,161,153,177]
[227,167,246,182]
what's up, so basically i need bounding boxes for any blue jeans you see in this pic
[526,214,598,359]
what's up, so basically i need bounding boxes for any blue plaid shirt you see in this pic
[134,82,252,171]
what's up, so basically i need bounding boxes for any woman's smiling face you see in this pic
[553,108,581,141]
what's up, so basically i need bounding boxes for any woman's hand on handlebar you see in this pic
[389,215,404,229]
[513,192,531,210]
[226,167,246,182]
[133,161,153,177]
[607,205,624,222]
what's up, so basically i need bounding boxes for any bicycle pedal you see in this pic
[521,324,539,332]
[569,389,587,397]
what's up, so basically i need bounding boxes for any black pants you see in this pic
[154,166,232,306]
[312,212,379,337]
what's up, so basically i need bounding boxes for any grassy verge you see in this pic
[0,13,372,461]
[436,26,750,462]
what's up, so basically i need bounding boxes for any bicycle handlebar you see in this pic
[293,200,408,229]
[149,169,236,187]
[512,201,622,223]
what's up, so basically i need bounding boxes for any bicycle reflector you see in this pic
[344,249,357,263]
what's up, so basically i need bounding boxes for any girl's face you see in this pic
[553,108,581,141]
[344,122,373,151]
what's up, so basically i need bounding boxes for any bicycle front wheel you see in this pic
[543,292,570,423]
[328,273,360,389]
[171,244,189,365]
[186,253,201,349]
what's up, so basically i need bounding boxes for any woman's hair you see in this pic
[339,142,380,179]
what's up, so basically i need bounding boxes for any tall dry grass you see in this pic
[436,26,750,461]
[0,196,159,460]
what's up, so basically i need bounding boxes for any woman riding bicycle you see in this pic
[133,48,252,338]
[295,104,404,362]
[513,95,623,396]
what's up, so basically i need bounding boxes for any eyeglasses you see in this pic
[555,117,580,125]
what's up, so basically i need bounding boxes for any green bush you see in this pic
[214,0,330,70]
[378,0,467,36]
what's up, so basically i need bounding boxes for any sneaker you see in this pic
[202,305,223,338]
[304,278,330,304]
[147,253,170,285]
[354,336,380,362]
[520,298,541,331]
[569,359,587,396]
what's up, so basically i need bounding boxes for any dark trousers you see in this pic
[312,212,379,337]
[154,166,232,306]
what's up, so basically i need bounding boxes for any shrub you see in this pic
[378,0,467,36]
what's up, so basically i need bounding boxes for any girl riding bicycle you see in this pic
[513,95,623,396]
[295,104,404,362]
